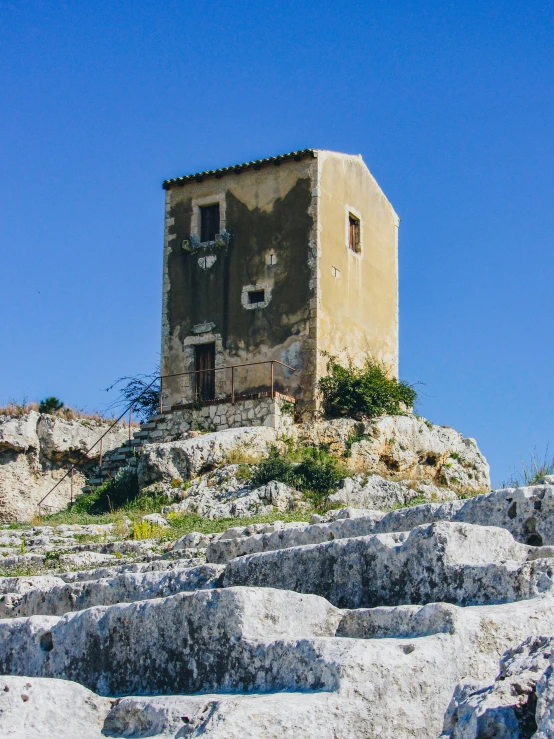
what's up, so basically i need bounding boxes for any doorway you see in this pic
[195,343,215,401]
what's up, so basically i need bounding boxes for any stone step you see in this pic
[0,587,341,696]
[132,430,151,439]
[2,590,554,738]
[0,564,224,619]
[206,487,554,565]
[140,422,157,430]
[223,521,554,609]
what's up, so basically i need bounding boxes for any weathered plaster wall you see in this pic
[161,157,319,412]
[316,151,399,382]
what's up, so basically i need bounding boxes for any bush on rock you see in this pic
[38,396,64,414]
[252,445,346,509]
[318,356,416,420]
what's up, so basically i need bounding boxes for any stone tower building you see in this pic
[160,149,399,424]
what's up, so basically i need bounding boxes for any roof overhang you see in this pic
[162,149,316,190]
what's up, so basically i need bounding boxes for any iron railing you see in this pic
[158,359,295,412]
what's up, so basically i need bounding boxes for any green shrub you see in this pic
[39,396,64,414]
[251,447,296,488]
[252,445,346,510]
[126,487,173,513]
[131,520,163,540]
[74,469,139,514]
[294,447,346,508]
[318,356,417,420]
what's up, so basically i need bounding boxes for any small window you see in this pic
[248,289,265,304]
[200,204,220,242]
[349,213,361,254]
[267,254,277,265]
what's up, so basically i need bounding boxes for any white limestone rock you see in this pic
[293,414,490,493]
[0,412,128,521]
[223,521,554,608]
[141,512,170,528]
[4,595,554,737]
[207,512,384,564]
[57,551,119,570]
[0,563,225,618]
[0,675,111,739]
[162,464,303,519]
[0,587,343,696]
[36,414,129,461]
[208,484,554,565]
[442,635,554,738]
[137,426,278,486]
[0,412,40,452]
[0,575,65,596]
[330,473,457,509]
[377,484,554,546]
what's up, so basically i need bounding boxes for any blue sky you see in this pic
[1,0,553,486]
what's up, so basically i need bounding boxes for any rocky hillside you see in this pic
[138,414,490,516]
[0,412,490,522]
[1,483,554,736]
[0,412,130,521]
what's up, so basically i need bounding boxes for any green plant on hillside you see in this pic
[252,445,347,510]
[251,447,296,488]
[504,447,554,488]
[38,396,64,414]
[132,520,163,540]
[344,428,371,457]
[317,355,417,420]
[294,447,346,509]
[73,469,140,514]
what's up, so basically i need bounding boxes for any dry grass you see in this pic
[0,399,121,424]
[225,445,264,466]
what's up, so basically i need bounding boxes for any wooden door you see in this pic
[195,343,215,401]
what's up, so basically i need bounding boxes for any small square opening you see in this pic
[248,289,265,304]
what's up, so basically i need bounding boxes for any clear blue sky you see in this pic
[1,0,553,486]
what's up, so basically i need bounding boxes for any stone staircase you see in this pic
[2,487,554,735]
[80,393,295,495]
[81,414,165,493]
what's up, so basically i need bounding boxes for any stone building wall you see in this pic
[161,153,318,413]
[147,395,294,441]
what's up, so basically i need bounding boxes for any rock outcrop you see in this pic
[442,635,554,738]
[293,414,490,493]
[135,414,489,519]
[0,412,130,521]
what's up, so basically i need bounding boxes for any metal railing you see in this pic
[37,359,296,515]
[158,359,296,412]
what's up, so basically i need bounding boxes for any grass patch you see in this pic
[31,509,317,546]
[0,397,113,423]
[504,447,554,488]
[73,470,140,514]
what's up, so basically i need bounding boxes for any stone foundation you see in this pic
[148,394,295,441]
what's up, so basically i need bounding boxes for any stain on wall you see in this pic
[163,171,316,404]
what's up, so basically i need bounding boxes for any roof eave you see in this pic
[162,149,316,190]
